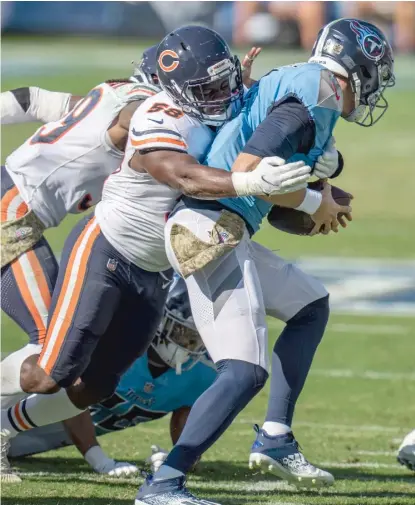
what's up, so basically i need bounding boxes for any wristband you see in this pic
[231,172,252,197]
[295,189,322,215]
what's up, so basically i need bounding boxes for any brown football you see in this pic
[267,180,351,236]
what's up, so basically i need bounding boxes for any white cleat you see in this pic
[1,430,21,483]
[397,429,415,471]
[249,451,334,489]
[249,426,334,489]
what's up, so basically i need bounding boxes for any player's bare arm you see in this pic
[63,413,138,476]
[108,100,145,151]
[130,148,310,200]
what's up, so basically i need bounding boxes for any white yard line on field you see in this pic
[319,462,406,470]
[310,369,415,381]
[236,420,409,434]
[329,323,410,335]
[356,450,397,456]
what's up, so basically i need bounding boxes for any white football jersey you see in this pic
[5,81,158,228]
[95,91,214,272]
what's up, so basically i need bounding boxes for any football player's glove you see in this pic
[232,156,311,197]
[145,445,168,473]
[84,445,139,477]
[314,137,339,179]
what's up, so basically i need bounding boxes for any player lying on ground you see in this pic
[133,19,395,505]
[1,25,312,486]
[9,277,216,477]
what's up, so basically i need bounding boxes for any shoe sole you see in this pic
[249,453,334,489]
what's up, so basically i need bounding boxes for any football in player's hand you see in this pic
[267,180,352,236]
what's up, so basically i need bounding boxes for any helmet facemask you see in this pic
[346,62,395,127]
[169,57,244,127]
[152,310,206,375]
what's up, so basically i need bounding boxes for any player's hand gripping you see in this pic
[314,137,339,179]
[146,445,168,473]
[310,181,352,236]
[232,156,311,197]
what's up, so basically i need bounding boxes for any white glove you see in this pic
[146,445,168,473]
[84,445,139,477]
[231,156,311,197]
[314,137,339,179]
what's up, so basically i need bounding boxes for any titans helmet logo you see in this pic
[350,20,385,60]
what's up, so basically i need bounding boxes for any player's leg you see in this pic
[136,206,268,504]
[73,262,170,476]
[1,165,58,409]
[1,215,125,458]
[248,241,333,487]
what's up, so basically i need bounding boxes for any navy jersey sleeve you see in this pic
[242,97,316,160]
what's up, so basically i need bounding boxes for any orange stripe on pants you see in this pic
[1,186,19,222]
[39,218,101,375]
[11,256,47,342]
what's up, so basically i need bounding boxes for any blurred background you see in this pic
[1,4,415,503]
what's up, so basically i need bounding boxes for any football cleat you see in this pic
[1,429,21,483]
[248,424,334,488]
[397,429,415,471]
[135,474,221,505]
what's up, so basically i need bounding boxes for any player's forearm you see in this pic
[63,410,99,456]
[260,189,307,207]
[173,164,239,199]
[1,87,73,125]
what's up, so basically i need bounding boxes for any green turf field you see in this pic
[1,37,415,505]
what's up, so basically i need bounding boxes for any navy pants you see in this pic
[37,213,172,392]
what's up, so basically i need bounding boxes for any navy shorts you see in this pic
[38,214,172,391]
[1,166,58,344]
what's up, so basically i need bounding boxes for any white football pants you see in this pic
[165,202,328,371]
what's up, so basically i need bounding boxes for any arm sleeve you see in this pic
[242,97,316,160]
[1,87,72,125]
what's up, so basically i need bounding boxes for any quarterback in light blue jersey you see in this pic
[9,277,216,477]
[138,18,396,505]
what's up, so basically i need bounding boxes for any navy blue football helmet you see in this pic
[152,276,207,374]
[131,44,161,88]
[309,18,395,126]
[156,25,243,126]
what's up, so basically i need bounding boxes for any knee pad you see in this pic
[216,359,268,394]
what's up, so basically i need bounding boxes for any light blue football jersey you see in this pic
[205,62,343,234]
[91,354,216,435]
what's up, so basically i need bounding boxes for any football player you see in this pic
[1,25,312,484]
[8,277,216,477]
[135,19,395,504]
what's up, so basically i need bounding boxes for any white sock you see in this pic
[1,343,41,409]
[2,388,85,437]
[153,465,184,481]
[262,421,292,436]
